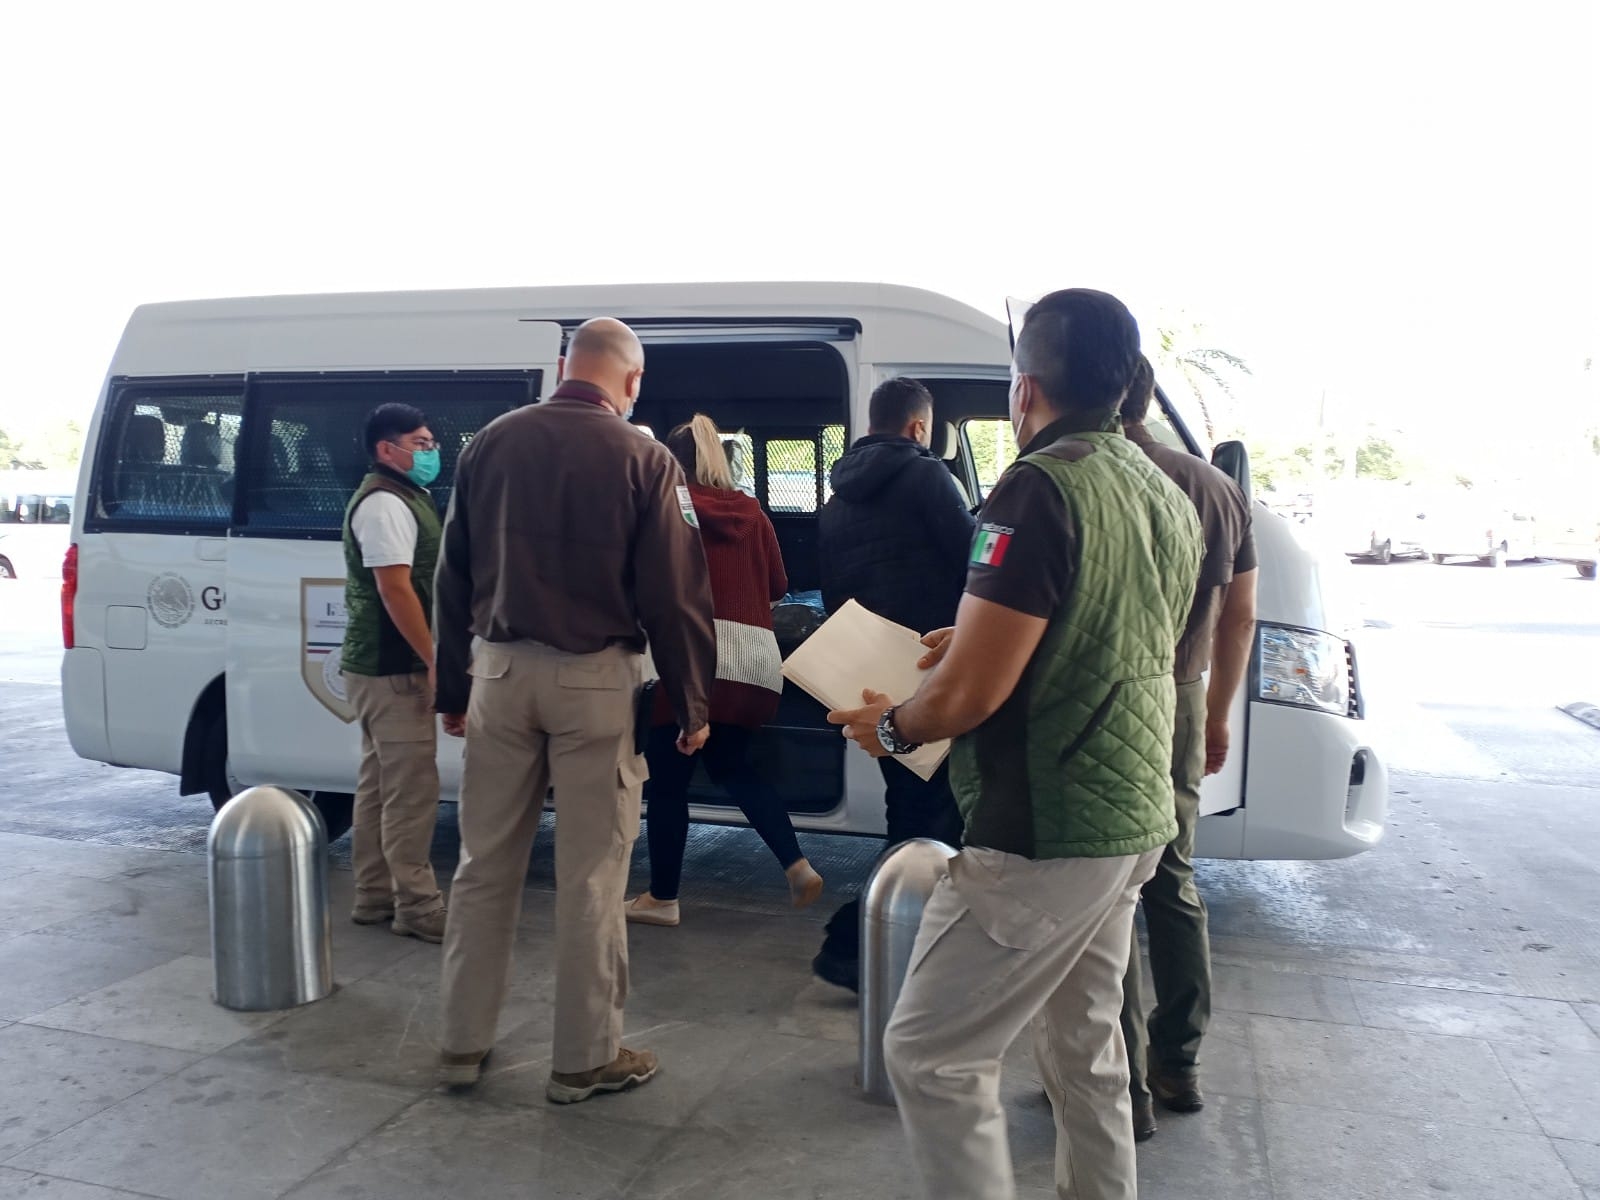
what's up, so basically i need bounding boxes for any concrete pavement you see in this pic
[0,561,1598,1198]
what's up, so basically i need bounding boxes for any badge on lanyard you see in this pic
[675,485,700,529]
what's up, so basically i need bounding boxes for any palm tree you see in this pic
[1154,322,1252,441]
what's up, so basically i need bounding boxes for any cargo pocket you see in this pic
[950,849,1059,952]
[615,753,649,845]
[905,877,966,979]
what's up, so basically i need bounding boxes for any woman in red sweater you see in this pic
[626,415,824,927]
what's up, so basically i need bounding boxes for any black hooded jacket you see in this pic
[818,435,977,636]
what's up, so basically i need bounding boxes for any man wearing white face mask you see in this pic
[433,317,716,1103]
[830,290,1201,1199]
[341,403,448,942]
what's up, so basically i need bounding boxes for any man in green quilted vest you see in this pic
[340,403,447,944]
[831,289,1201,1200]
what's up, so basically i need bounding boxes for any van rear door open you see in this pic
[222,320,562,800]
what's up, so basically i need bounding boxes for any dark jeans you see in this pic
[643,723,804,902]
[820,758,964,960]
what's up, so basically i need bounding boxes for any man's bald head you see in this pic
[559,317,646,417]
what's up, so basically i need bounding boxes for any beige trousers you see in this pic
[344,670,443,917]
[440,639,646,1076]
[884,845,1161,1200]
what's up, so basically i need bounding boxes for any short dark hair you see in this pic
[1121,355,1155,423]
[1015,289,1141,422]
[868,377,934,435]
[364,403,428,458]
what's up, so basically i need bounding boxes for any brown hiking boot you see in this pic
[1150,1071,1204,1113]
[438,1048,491,1089]
[392,906,447,944]
[546,1047,659,1105]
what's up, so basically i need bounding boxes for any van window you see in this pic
[763,425,845,514]
[237,372,539,536]
[94,386,245,528]
[962,419,1020,501]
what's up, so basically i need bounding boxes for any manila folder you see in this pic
[780,599,951,781]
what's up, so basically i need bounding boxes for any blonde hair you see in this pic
[665,414,734,491]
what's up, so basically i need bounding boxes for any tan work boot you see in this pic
[439,1048,491,1089]
[393,906,448,944]
[351,900,394,925]
[546,1047,659,1104]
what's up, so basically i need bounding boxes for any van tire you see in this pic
[1580,562,1597,581]
[0,557,14,579]
[1375,541,1393,565]
[201,712,354,842]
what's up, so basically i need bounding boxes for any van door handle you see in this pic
[197,538,228,562]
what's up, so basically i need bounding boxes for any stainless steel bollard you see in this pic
[859,837,958,1104]
[208,786,333,1012]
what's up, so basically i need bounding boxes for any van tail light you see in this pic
[61,543,78,649]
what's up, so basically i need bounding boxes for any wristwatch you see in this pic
[876,705,923,755]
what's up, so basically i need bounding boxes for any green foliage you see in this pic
[1155,321,1253,439]
[1355,436,1402,480]
[0,421,82,471]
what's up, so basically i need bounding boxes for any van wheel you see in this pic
[1580,562,1597,581]
[1375,541,1393,565]
[0,557,14,579]
[201,712,354,841]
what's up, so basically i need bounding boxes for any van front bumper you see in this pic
[1197,702,1388,861]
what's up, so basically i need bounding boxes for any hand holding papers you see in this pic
[781,600,951,780]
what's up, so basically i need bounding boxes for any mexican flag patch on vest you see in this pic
[971,523,1013,567]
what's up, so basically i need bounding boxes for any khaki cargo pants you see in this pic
[344,670,444,918]
[885,845,1161,1200]
[440,639,646,1076]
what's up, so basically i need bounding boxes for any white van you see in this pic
[60,283,1386,859]
[0,469,77,580]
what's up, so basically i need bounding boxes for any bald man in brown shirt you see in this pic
[434,318,716,1103]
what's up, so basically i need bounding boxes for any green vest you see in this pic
[951,432,1202,860]
[340,471,442,677]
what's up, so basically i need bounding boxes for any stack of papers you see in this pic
[780,600,951,781]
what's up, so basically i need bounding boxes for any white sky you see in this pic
[2,0,1596,474]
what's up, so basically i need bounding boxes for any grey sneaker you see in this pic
[546,1047,659,1104]
[393,906,447,944]
[439,1048,491,1089]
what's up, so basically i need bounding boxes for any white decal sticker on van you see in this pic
[148,573,196,629]
[301,579,355,724]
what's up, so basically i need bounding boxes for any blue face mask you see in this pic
[403,447,441,488]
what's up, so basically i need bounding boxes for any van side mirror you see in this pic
[1211,440,1253,504]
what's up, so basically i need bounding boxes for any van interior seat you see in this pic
[112,414,172,515]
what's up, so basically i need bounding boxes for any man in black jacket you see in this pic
[812,378,974,991]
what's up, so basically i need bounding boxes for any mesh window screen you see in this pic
[241,374,536,535]
[98,391,244,524]
[766,438,819,512]
[763,425,845,514]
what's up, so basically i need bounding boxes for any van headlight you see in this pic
[1255,623,1352,716]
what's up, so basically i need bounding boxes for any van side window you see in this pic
[94,387,245,528]
[763,425,845,514]
[961,418,1020,501]
[237,372,539,536]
